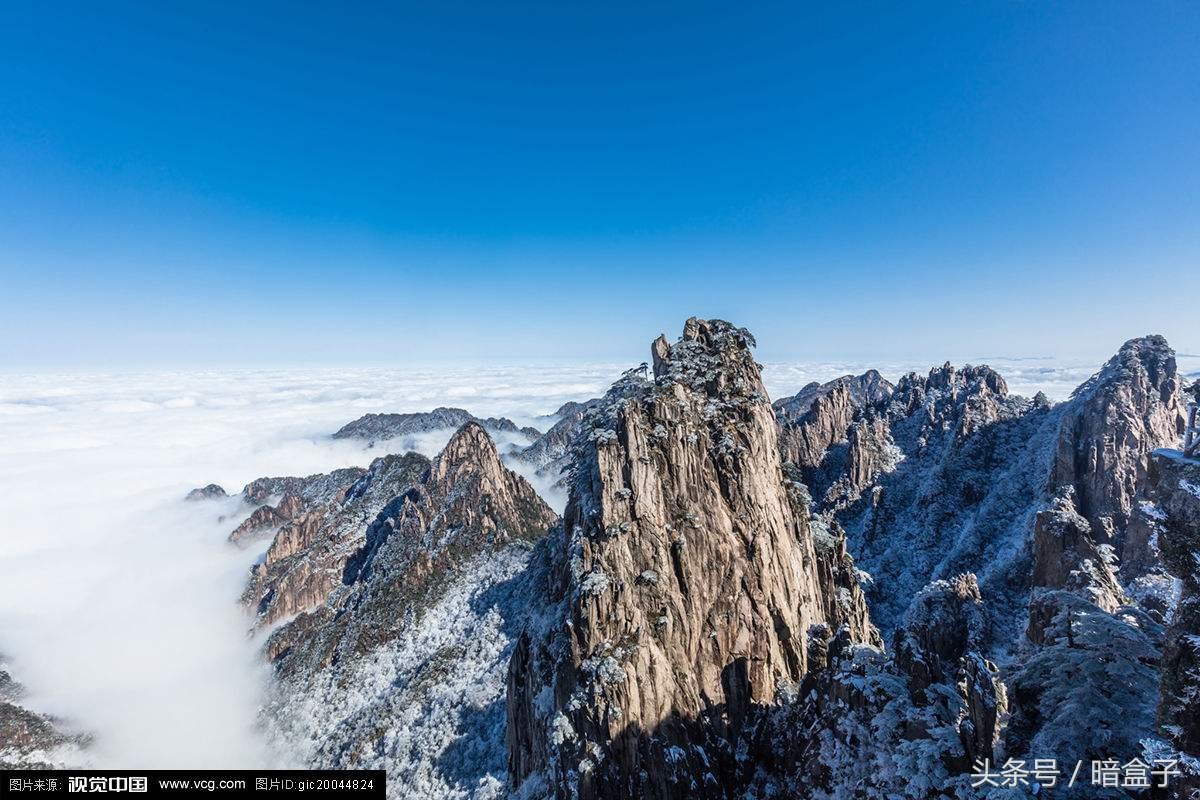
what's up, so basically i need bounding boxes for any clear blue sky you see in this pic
[1,1,1197,367]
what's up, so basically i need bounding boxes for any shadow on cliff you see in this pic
[565,661,786,800]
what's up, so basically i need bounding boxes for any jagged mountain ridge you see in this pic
[773,338,1184,639]
[333,407,542,445]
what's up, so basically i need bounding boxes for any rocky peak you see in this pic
[891,362,1014,440]
[380,421,558,559]
[1051,335,1184,548]
[506,318,876,799]
[430,420,501,479]
[895,573,985,679]
[777,380,859,470]
[772,369,894,423]
[893,574,1006,769]
[299,422,557,662]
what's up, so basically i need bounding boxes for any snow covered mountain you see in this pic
[174,320,1199,799]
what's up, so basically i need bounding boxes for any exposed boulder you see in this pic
[505,318,877,800]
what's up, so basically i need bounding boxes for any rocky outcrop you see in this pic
[777,380,859,470]
[761,574,1006,798]
[326,422,559,660]
[229,492,306,543]
[1146,449,1200,762]
[241,468,367,506]
[506,319,876,800]
[1031,487,1127,612]
[774,372,895,502]
[241,455,426,628]
[332,407,540,445]
[772,369,893,422]
[829,361,1039,631]
[185,325,1190,798]
[1050,335,1184,552]
[805,337,1184,640]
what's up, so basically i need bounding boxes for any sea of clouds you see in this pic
[0,351,1195,767]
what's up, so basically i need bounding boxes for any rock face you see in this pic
[1145,449,1200,776]
[779,337,1184,639]
[184,324,1191,798]
[777,380,860,472]
[772,369,893,422]
[326,422,559,660]
[825,362,1040,631]
[241,457,421,629]
[1050,335,1184,553]
[332,407,540,445]
[1030,487,1127,612]
[505,319,876,800]
[759,334,1187,795]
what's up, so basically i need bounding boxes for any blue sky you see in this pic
[1,1,1197,367]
